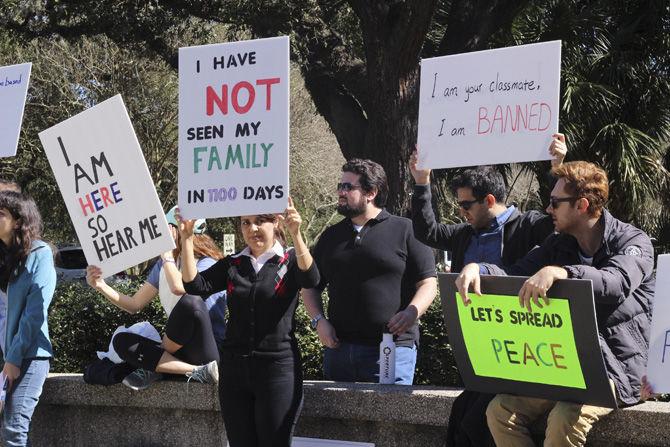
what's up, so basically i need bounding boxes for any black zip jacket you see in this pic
[183,249,320,358]
[411,184,555,272]
[482,209,654,406]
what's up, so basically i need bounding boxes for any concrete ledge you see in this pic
[30,374,670,446]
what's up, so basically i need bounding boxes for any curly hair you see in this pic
[552,161,609,217]
[0,191,43,290]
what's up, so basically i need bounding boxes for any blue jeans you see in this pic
[2,358,50,446]
[323,342,417,385]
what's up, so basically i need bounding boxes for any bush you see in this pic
[49,281,461,387]
[48,280,167,373]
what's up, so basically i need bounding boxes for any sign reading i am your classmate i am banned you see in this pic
[39,95,175,277]
[178,36,289,219]
[439,274,616,408]
[0,62,31,157]
[417,41,561,169]
[646,254,670,393]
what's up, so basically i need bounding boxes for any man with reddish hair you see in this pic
[456,161,654,446]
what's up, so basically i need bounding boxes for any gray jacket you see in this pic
[482,210,654,406]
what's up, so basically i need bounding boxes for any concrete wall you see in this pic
[30,374,670,446]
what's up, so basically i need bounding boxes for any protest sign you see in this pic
[646,254,670,393]
[418,41,561,169]
[0,62,31,157]
[439,273,616,408]
[178,36,289,219]
[39,95,175,277]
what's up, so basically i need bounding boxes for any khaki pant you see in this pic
[486,394,614,447]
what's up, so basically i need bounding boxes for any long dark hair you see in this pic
[0,191,43,290]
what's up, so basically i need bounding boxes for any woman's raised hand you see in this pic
[86,265,106,289]
[174,207,196,239]
[279,197,302,237]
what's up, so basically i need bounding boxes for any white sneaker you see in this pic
[186,360,219,384]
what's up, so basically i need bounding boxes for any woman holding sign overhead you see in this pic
[86,206,225,390]
[0,191,56,446]
[179,197,319,447]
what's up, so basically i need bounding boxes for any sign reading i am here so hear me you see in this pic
[646,254,670,393]
[39,95,175,278]
[178,36,289,219]
[438,273,616,408]
[417,41,561,169]
[0,62,31,157]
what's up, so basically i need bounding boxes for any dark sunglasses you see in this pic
[549,196,580,209]
[457,198,483,211]
[337,182,362,192]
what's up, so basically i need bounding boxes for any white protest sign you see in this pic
[646,254,670,393]
[179,36,289,219]
[418,41,561,168]
[0,63,31,157]
[39,95,175,277]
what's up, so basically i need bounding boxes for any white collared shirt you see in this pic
[232,241,285,273]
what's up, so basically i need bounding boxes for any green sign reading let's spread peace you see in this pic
[456,293,586,389]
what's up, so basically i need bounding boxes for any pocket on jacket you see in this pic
[604,315,649,361]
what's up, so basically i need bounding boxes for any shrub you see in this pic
[49,281,461,387]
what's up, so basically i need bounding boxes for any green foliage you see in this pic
[49,283,460,387]
[295,299,325,380]
[509,0,670,237]
[48,279,166,373]
[414,297,461,386]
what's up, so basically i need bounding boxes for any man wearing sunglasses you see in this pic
[302,158,437,385]
[455,161,654,446]
[410,134,567,274]
[410,136,565,447]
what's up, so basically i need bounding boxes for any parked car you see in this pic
[54,244,87,282]
[54,244,129,284]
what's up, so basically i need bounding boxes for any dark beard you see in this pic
[337,202,366,218]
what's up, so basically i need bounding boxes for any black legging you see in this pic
[220,351,303,447]
[113,294,220,371]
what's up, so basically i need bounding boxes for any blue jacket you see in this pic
[4,241,56,365]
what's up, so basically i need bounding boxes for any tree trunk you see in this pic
[349,0,437,214]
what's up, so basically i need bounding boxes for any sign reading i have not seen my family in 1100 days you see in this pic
[438,274,616,408]
[178,36,289,219]
[417,40,561,169]
[39,95,175,278]
[0,62,31,158]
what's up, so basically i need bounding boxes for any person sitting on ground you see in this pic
[456,160,654,447]
[86,206,224,390]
